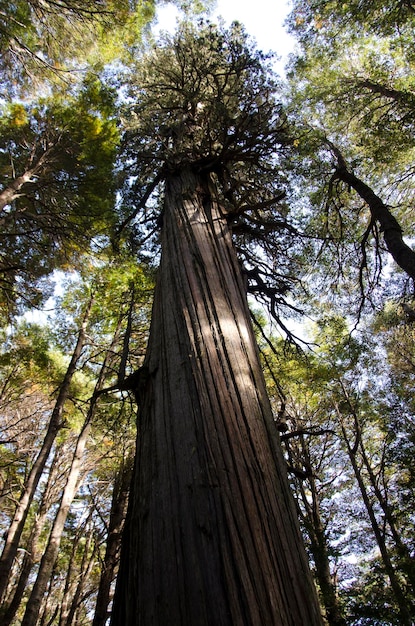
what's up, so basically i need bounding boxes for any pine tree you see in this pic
[111,22,323,625]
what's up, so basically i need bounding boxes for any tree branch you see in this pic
[114,172,164,238]
[327,140,415,280]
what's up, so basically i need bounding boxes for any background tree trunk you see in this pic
[112,168,323,626]
[92,458,132,626]
[21,418,92,626]
[21,319,119,626]
[0,296,93,605]
[284,434,347,626]
[1,453,55,626]
[62,525,96,626]
[337,407,413,625]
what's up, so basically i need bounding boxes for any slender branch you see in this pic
[280,428,337,441]
[352,78,415,110]
[327,140,415,280]
[118,286,135,383]
[114,172,164,238]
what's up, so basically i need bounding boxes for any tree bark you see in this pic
[111,168,323,626]
[93,460,132,626]
[334,164,415,280]
[0,295,93,605]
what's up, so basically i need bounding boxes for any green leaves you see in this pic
[116,21,305,330]
[0,0,156,94]
[283,0,415,316]
[0,77,120,319]
[122,21,286,175]
[288,0,415,43]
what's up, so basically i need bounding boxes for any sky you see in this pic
[154,0,296,73]
[24,1,295,326]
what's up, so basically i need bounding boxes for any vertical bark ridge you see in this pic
[112,168,322,626]
[174,181,308,618]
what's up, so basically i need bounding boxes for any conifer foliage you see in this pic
[112,22,322,626]
[1,1,415,624]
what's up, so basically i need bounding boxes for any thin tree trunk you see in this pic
[58,525,81,626]
[21,419,93,626]
[338,409,413,625]
[39,596,59,626]
[339,384,415,596]
[21,319,121,626]
[58,514,95,626]
[306,499,345,626]
[285,435,346,626]
[111,168,323,626]
[93,459,132,626]
[63,526,96,626]
[357,425,415,593]
[1,446,59,626]
[0,296,93,605]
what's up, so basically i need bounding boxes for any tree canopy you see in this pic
[0,1,415,624]
[285,0,415,312]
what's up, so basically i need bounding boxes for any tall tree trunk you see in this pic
[93,459,132,626]
[2,515,46,626]
[21,420,92,626]
[0,296,93,605]
[111,168,323,626]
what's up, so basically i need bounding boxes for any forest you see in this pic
[0,1,414,624]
